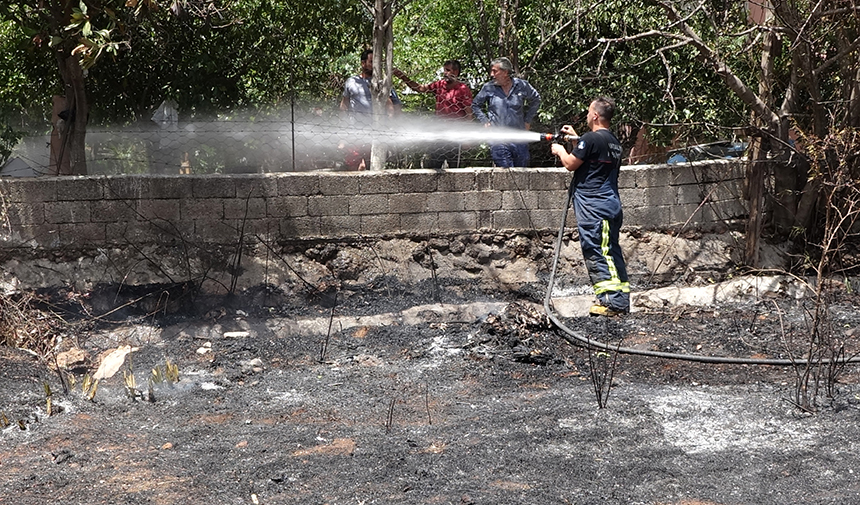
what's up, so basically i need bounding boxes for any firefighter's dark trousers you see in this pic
[574,192,630,312]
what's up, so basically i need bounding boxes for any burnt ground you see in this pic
[3,232,860,505]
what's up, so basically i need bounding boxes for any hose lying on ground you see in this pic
[542,189,860,367]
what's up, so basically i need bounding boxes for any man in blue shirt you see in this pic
[471,57,541,167]
[551,97,630,316]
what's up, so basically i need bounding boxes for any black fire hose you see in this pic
[543,188,860,367]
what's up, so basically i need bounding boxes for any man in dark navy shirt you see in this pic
[551,97,630,316]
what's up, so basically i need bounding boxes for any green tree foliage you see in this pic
[0,0,372,173]
[84,0,370,121]
[0,20,45,166]
[0,21,56,123]
[393,0,750,144]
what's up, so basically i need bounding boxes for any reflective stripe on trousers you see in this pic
[593,219,630,296]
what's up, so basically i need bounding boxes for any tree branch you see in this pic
[557,42,602,73]
[790,0,825,52]
[523,0,602,74]
[523,18,576,74]
[651,0,780,129]
[813,35,860,77]
[818,6,860,17]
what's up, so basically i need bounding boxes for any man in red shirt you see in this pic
[394,60,473,168]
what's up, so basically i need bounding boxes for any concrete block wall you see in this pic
[0,160,746,250]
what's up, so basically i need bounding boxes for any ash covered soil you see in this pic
[3,231,860,505]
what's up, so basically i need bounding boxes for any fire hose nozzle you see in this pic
[541,133,579,144]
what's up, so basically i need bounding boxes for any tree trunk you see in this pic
[369,0,395,171]
[843,35,860,127]
[52,52,88,175]
[743,21,779,267]
[744,138,768,268]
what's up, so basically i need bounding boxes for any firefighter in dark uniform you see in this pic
[551,97,630,316]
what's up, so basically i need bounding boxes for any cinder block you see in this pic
[538,190,568,210]
[281,216,321,238]
[707,182,744,203]
[57,177,103,201]
[319,173,359,195]
[491,168,530,191]
[704,199,747,222]
[361,214,400,235]
[396,171,437,193]
[233,175,278,198]
[390,193,428,213]
[355,172,398,194]
[562,206,579,228]
[728,161,746,180]
[223,197,267,220]
[627,186,675,208]
[308,195,348,216]
[477,210,493,229]
[668,166,700,186]
[45,201,91,224]
[697,160,742,183]
[623,205,668,228]
[100,176,147,200]
[4,202,45,225]
[106,220,192,245]
[670,203,705,226]
[349,194,389,215]
[181,199,226,220]
[137,199,181,222]
[105,221,147,245]
[0,224,58,248]
[0,178,57,203]
[465,191,503,211]
[90,200,138,222]
[437,211,477,231]
[235,218,281,238]
[629,165,672,188]
[400,213,438,233]
[527,209,565,230]
[675,184,705,205]
[320,215,361,237]
[492,209,532,230]
[146,176,194,199]
[474,169,493,191]
[277,173,319,196]
[268,196,308,218]
[427,192,465,212]
[58,222,106,246]
[192,219,241,244]
[529,168,569,190]
[501,190,537,210]
[436,170,476,192]
[193,176,236,198]
[619,188,645,209]
[618,167,637,190]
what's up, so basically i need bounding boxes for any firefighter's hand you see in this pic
[560,125,578,136]
[551,143,567,157]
